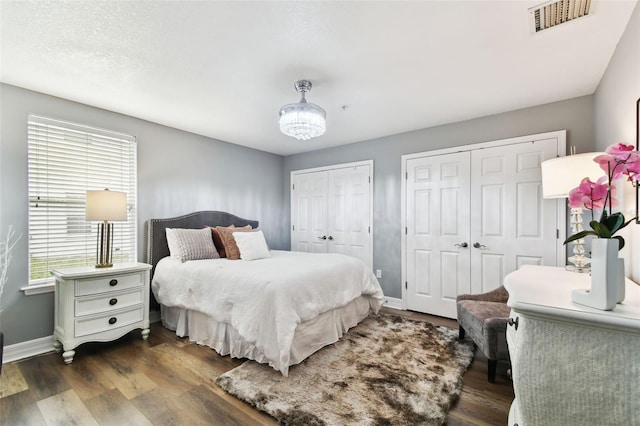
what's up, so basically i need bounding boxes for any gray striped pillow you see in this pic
[166,228,219,262]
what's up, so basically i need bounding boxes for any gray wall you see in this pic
[593,2,640,282]
[0,83,285,345]
[283,96,595,298]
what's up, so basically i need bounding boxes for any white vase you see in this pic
[571,238,622,311]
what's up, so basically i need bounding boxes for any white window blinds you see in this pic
[27,115,137,284]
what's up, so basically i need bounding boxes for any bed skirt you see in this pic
[160,295,375,371]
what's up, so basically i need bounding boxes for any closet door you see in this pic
[406,152,471,317]
[291,171,328,253]
[327,165,372,266]
[404,134,562,319]
[469,138,559,294]
[291,161,373,267]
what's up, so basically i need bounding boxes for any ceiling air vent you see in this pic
[529,0,592,33]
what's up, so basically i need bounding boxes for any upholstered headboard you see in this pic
[145,211,259,308]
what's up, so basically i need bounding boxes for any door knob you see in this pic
[328,236,334,241]
[454,242,468,248]
[318,236,327,240]
[473,242,486,249]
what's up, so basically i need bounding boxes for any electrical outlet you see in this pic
[376,269,382,278]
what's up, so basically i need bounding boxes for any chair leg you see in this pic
[488,359,497,383]
[458,326,465,340]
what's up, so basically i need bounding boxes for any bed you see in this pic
[146,211,384,375]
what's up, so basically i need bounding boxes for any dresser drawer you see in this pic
[74,305,144,338]
[75,288,144,317]
[75,272,144,296]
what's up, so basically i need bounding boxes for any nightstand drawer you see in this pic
[75,272,144,296]
[75,288,144,317]
[74,305,144,338]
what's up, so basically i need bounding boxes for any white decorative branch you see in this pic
[0,226,21,311]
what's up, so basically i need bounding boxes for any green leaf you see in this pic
[589,221,612,238]
[614,236,625,251]
[563,230,597,245]
[601,213,624,234]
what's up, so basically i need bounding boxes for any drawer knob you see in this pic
[508,317,519,330]
[108,317,117,325]
[109,279,118,286]
[109,298,118,306]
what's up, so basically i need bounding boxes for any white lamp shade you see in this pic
[541,152,606,199]
[86,189,127,221]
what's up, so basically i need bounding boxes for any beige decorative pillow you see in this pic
[166,228,219,262]
[215,225,252,260]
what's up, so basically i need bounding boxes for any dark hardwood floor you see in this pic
[0,308,513,425]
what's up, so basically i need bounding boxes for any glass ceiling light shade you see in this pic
[279,80,326,141]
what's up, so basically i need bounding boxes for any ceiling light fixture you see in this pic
[279,80,326,141]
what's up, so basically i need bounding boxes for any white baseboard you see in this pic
[3,335,55,364]
[383,296,403,310]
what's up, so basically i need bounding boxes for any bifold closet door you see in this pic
[469,138,559,294]
[406,152,471,317]
[405,138,560,318]
[291,164,372,267]
[327,165,372,266]
[291,171,328,253]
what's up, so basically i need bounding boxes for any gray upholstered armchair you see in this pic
[456,286,510,383]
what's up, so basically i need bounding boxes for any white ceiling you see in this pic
[1,1,637,156]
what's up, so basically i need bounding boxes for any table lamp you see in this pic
[86,189,127,268]
[541,151,605,272]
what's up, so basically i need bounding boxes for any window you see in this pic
[28,115,137,284]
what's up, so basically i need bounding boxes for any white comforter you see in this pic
[151,250,384,375]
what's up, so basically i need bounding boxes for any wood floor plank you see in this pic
[36,389,98,426]
[84,387,154,426]
[18,353,71,400]
[130,388,199,426]
[113,342,203,397]
[0,389,46,425]
[176,384,275,426]
[0,362,29,398]
[55,355,116,401]
[87,350,157,400]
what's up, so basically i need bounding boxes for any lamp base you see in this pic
[95,222,115,268]
[565,264,590,274]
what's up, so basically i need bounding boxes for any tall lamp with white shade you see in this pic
[86,189,127,268]
[541,152,606,272]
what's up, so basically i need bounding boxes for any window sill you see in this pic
[21,283,55,295]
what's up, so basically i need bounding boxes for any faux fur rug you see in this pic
[215,313,474,425]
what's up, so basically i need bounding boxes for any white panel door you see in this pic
[406,152,471,317]
[291,171,328,253]
[327,165,372,266]
[470,138,559,294]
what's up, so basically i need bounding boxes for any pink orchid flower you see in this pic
[593,154,624,179]
[597,143,640,181]
[567,176,613,210]
[606,142,636,157]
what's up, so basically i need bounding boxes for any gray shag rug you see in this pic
[215,313,474,425]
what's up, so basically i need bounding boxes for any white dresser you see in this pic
[52,262,152,364]
[504,265,640,425]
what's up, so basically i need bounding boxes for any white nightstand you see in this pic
[505,265,640,425]
[51,262,152,364]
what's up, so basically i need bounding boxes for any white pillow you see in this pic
[233,230,271,261]
[165,228,219,262]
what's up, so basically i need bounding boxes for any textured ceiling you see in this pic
[1,1,637,155]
